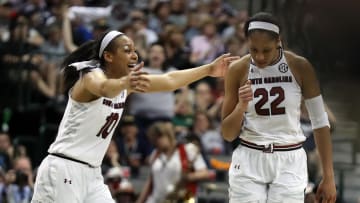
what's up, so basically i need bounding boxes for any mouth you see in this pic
[127,63,137,68]
[256,62,267,67]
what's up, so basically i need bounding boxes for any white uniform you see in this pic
[32,68,127,203]
[229,50,308,203]
[146,143,207,203]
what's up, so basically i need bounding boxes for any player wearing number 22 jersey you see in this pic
[243,48,304,145]
[221,12,336,203]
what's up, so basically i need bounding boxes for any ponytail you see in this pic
[61,40,100,93]
[61,30,124,93]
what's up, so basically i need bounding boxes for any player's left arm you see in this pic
[144,53,239,92]
[299,57,337,202]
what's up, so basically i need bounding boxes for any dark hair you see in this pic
[147,42,170,71]
[61,31,123,93]
[244,12,281,40]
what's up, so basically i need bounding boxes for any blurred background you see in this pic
[0,0,359,202]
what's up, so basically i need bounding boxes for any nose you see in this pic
[131,51,138,61]
[255,53,265,62]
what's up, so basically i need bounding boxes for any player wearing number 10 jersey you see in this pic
[31,30,238,203]
[221,12,336,203]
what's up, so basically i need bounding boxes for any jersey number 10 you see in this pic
[96,113,119,139]
[254,86,285,116]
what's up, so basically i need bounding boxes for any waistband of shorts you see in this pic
[239,138,303,153]
[49,153,96,168]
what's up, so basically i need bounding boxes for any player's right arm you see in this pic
[71,64,150,102]
[221,56,252,142]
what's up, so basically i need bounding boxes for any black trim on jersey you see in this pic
[50,153,96,168]
[250,47,283,66]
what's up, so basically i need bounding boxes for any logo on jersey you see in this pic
[278,63,288,73]
[233,164,241,170]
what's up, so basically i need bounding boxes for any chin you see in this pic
[256,63,268,68]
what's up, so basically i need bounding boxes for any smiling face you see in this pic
[148,44,165,69]
[247,30,280,68]
[103,35,138,78]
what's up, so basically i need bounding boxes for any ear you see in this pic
[103,51,113,63]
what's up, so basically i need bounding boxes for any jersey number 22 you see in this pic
[254,86,285,116]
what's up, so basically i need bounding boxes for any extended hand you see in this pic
[128,62,150,92]
[316,177,337,203]
[209,53,240,77]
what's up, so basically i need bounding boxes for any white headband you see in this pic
[99,31,124,58]
[248,21,279,34]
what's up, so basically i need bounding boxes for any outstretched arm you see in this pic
[72,64,149,102]
[144,53,239,92]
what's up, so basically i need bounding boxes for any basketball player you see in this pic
[221,12,336,203]
[31,31,238,203]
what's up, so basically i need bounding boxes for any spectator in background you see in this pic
[168,0,187,30]
[191,111,225,155]
[102,140,122,175]
[194,81,222,122]
[128,43,176,139]
[61,5,109,53]
[137,121,211,203]
[0,132,13,171]
[116,115,152,177]
[105,166,135,203]
[148,0,171,34]
[0,14,55,102]
[6,156,33,203]
[173,86,195,139]
[184,11,201,44]
[225,22,248,57]
[162,25,193,70]
[190,17,224,65]
[130,9,158,47]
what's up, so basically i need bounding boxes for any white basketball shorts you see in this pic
[228,146,308,203]
[31,155,115,203]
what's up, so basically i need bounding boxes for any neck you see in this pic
[104,64,127,79]
[163,142,177,156]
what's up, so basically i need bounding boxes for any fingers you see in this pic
[316,188,337,203]
[129,74,150,92]
[131,61,144,72]
[238,80,253,101]
[218,53,231,60]
[224,56,240,65]
[130,71,148,77]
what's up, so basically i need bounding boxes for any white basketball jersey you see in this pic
[48,77,127,167]
[241,50,305,145]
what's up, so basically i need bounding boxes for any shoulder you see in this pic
[284,51,313,71]
[284,50,315,86]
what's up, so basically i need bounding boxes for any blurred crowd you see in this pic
[0,0,356,202]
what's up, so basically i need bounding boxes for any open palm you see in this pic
[209,53,240,77]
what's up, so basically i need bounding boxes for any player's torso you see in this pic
[241,50,305,145]
[49,90,127,167]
